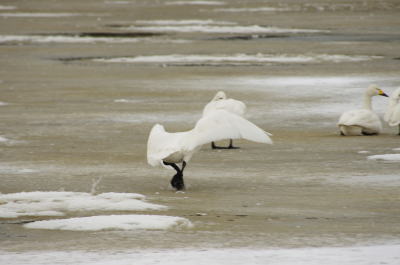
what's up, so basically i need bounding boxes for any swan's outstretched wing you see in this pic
[338,109,382,131]
[203,99,246,117]
[186,110,272,150]
[147,124,183,167]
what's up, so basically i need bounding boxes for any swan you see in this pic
[202,91,247,149]
[338,84,388,136]
[147,109,272,190]
[384,87,400,135]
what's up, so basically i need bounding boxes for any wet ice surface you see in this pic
[1,0,400,263]
[166,1,226,6]
[323,174,400,187]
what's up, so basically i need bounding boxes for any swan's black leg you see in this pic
[211,139,239,149]
[170,172,184,191]
[181,161,187,173]
[163,161,185,191]
[361,131,377,136]
[398,125,400,136]
[211,141,219,149]
[228,139,239,149]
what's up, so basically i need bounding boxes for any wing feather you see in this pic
[186,110,272,150]
[147,124,181,167]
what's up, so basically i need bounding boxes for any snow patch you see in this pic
[24,214,193,231]
[0,191,166,218]
[125,25,325,33]
[0,136,10,142]
[213,7,291,12]
[0,165,36,175]
[367,154,400,162]
[1,245,400,265]
[0,35,142,43]
[94,54,379,64]
[0,35,190,44]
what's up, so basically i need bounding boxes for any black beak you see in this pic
[380,92,389,97]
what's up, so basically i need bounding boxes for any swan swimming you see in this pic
[147,109,272,190]
[337,84,388,136]
[384,87,400,135]
[202,91,247,149]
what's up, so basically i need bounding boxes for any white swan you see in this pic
[147,109,272,190]
[202,91,247,149]
[338,84,388,136]
[384,87,400,135]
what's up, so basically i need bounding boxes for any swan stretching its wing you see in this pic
[338,84,388,136]
[147,109,272,190]
[384,88,400,135]
[202,91,247,149]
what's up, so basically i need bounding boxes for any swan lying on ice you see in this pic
[147,109,272,190]
[202,91,247,149]
[384,87,400,135]
[338,84,388,136]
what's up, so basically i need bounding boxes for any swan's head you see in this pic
[213,91,227,101]
[366,84,388,97]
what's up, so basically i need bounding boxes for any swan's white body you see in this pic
[337,85,388,136]
[202,91,246,118]
[147,109,272,168]
[384,88,400,129]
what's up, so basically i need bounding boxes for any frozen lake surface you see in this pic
[0,0,400,264]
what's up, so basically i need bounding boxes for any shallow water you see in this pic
[1,0,400,264]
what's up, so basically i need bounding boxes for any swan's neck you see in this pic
[363,94,372,110]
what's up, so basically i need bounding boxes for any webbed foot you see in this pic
[171,172,185,190]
